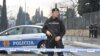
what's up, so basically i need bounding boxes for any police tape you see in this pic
[0,48,100,52]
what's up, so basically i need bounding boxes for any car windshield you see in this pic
[0,27,24,36]
[23,27,42,34]
[0,26,42,36]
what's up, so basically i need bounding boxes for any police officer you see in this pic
[89,24,94,38]
[42,8,65,56]
[93,24,98,38]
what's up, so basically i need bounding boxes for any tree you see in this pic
[32,8,41,24]
[16,7,31,25]
[78,0,100,15]
[40,10,47,23]
[0,5,2,15]
[32,8,48,24]
[0,0,8,32]
[23,13,31,25]
[16,7,24,26]
[0,5,2,20]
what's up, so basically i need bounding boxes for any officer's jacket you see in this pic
[42,17,65,38]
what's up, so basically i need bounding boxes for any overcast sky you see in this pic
[0,0,76,19]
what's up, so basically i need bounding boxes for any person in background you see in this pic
[42,8,65,56]
[93,24,98,38]
[89,24,94,38]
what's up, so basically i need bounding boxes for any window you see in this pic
[38,28,42,33]
[23,27,42,34]
[1,27,24,35]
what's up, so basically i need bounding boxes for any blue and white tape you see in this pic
[0,48,100,52]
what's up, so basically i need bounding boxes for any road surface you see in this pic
[0,36,100,56]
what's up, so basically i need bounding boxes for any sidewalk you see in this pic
[81,37,100,45]
[64,36,100,48]
[64,36,100,56]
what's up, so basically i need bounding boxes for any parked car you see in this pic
[0,25,47,54]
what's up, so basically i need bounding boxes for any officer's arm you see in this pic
[42,20,48,33]
[59,20,66,37]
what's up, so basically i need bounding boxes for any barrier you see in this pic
[0,48,100,52]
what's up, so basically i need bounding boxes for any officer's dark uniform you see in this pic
[93,24,98,38]
[89,25,94,38]
[42,17,65,56]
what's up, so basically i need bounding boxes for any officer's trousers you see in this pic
[46,37,64,56]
